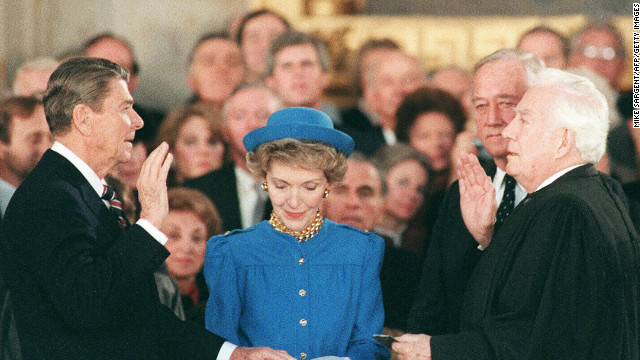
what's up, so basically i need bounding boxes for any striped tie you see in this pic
[101,185,129,231]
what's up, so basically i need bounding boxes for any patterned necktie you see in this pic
[494,174,516,232]
[101,185,129,231]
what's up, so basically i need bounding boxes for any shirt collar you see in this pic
[235,165,259,191]
[51,141,104,197]
[535,163,585,192]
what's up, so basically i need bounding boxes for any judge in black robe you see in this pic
[431,164,640,359]
[393,68,640,359]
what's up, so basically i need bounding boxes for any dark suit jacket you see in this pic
[338,107,387,157]
[184,163,271,232]
[0,150,225,360]
[406,165,496,335]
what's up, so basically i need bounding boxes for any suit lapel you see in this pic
[43,150,121,234]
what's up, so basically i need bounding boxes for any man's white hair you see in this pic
[534,68,608,164]
[473,48,545,88]
[12,57,60,94]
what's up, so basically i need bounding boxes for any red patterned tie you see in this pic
[101,185,129,231]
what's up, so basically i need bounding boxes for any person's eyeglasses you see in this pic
[581,45,618,61]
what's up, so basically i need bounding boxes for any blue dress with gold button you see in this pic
[204,219,389,360]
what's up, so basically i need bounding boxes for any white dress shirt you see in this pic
[492,167,527,207]
[235,166,264,229]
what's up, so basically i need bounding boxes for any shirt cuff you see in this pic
[477,244,485,251]
[216,341,237,360]
[136,219,168,245]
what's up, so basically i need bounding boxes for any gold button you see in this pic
[299,289,306,297]
[298,257,305,264]
[299,318,307,326]
[300,353,307,359]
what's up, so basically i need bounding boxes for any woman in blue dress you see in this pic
[204,107,389,360]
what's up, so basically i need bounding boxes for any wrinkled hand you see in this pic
[392,334,432,360]
[230,347,296,360]
[458,153,496,248]
[137,142,173,228]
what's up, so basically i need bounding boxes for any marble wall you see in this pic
[1,0,246,111]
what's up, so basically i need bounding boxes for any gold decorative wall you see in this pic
[250,0,633,103]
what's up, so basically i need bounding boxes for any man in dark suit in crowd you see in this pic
[185,83,281,232]
[406,49,542,335]
[394,67,640,360]
[339,46,424,156]
[0,57,293,360]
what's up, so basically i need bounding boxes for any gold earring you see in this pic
[261,182,268,191]
[323,189,330,198]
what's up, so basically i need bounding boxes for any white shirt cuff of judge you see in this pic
[217,342,237,360]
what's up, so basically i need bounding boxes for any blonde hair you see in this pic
[246,138,347,183]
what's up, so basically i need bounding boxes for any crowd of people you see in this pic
[0,8,638,360]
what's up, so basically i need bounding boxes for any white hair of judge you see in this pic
[533,68,608,164]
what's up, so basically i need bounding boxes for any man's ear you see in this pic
[555,128,575,159]
[320,71,329,90]
[71,104,93,136]
[264,75,275,89]
[186,72,197,93]
[0,139,9,162]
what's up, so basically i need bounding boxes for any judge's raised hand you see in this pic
[457,153,496,248]
[137,142,173,228]
[230,347,296,360]
[392,334,432,360]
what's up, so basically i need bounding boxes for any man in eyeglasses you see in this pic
[568,20,626,89]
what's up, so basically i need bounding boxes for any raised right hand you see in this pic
[137,142,173,228]
[457,153,496,248]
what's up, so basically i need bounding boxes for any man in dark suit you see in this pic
[339,47,424,156]
[394,67,640,360]
[406,49,543,335]
[0,57,293,360]
[185,83,281,232]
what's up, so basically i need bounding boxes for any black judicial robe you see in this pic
[431,165,640,359]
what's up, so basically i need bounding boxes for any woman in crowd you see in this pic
[155,103,226,186]
[204,107,388,359]
[395,87,466,193]
[371,143,431,257]
[161,187,222,324]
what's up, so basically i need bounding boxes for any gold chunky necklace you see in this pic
[269,210,324,242]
